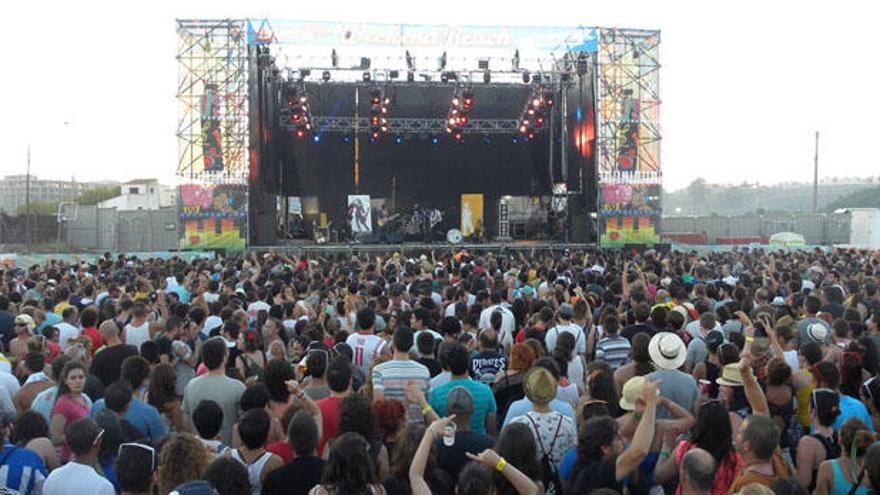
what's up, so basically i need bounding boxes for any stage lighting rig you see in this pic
[445,86,472,140]
[286,83,313,139]
[518,85,554,140]
[368,88,392,139]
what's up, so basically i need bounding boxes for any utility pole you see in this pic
[812,131,819,213]
[25,144,31,253]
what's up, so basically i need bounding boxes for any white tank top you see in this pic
[124,321,150,350]
[230,449,273,495]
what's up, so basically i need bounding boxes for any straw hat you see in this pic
[648,332,687,370]
[807,323,828,343]
[619,376,646,411]
[523,367,558,405]
[716,363,744,387]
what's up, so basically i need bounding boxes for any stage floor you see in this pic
[253,240,597,255]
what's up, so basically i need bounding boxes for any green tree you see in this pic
[825,185,880,212]
[75,186,121,205]
[15,199,59,215]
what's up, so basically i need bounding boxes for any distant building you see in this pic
[0,174,117,213]
[98,179,177,211]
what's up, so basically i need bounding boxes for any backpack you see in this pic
[526,413,564,495]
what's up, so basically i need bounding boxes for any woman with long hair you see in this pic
[795,388,841,491]
[493,344,536,424]
[261,317,288,362]
[147,363,186,432]
[157,433,212,494]
[495,422,541,495]
[654,400,743,495]
[814,418,877,495]
[337,393,390,481]
[236,329,267,384]
[553,332,586,395]
[373,399,406,454]
[383,424,450,495]
[764,357,803,462]
[310,432,386,495]
[49,360,91,463]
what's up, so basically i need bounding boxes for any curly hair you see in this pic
[577,416,619,465]
[157,433,211,494]
[263,358,294,403]
[321,432,378,495]
[373,399,406,443]
[147,364,177,413]
[508,343,536,373]
[338,394,379,442]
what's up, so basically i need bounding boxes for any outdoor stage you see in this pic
[175,19,662,252]
[254,240,598,256]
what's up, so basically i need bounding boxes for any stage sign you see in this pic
[347,195,372,234]
[200,84,224,172]
[460,194,484,238]
[598,177,661,247]
[179,183,247,251]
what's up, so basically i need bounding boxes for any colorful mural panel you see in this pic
[179,183,247,251]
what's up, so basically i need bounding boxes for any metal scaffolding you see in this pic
[176,19,249,183]
[595,28,661,174]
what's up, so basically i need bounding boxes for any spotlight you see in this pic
[313,135,321,143]
[522,71,530,84]
[512,136,519,144]
[360,57,371,70]
[439,51,447,71]
[483,71,491,84]
[372,131,380,140]
[389,70,399,79]
[454,132,462,141]
[533,73,542,84]
[432,137,439,145]
[512,49,520,70]
[322,71,331,82]
[331,49,338,68]
[462,91,474,110]
[296,129,305,138]
[363,72,371,82]
[395,136,403,145]
[478,59,489,70]
[544,92,555,108]
[405,50,414,70]
[299,69,311,78]
[407,71,415,82]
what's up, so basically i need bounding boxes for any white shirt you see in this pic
[54,322,81,351]
[685,320,723,340]
[125,321,150,350]
[478,305,514,349]
[43,461,115,495]
[544,323,587,355]
[202,315,224,336]
[345,332,387,377]
[0,371,21,399]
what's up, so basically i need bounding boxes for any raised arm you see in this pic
[410,416,455,495]
[467,448,542,495]
[739,351,769,416]
[616,378,659,481]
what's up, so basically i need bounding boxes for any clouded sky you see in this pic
[1,0,876,191]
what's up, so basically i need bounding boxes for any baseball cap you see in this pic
[446,387,474,414]
[558,303,574,318]
[14,314,35,333]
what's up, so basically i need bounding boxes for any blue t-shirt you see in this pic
[91,398,167,442]
[560,447,577,481]
[428,378,497,435]
[834,395,875,432]
[35,312,62,336]
[502,398,576,426]
[0,443,48,495]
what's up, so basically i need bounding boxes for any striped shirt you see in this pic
[595,335,631,370]
[0,444,48,495]
[372,360,431,422]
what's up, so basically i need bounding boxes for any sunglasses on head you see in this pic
[119,442,156,470]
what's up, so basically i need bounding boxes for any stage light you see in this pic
[371,91,381,105]
[363,72,371,82]
[533,73,542,84]
[343,135,351,144]
[395,136,403,145]
[360,57,371,70]
[460,115,468,124]
[483,71,491,84]
[299,69,311,78]
[372,131,380,139]
[462,91,474,110]
[512,49,520,70]
[322,71,331,82]
[441,72,449,83]
[544,92,555,108]
[389,70,399,79]
[407,71,415,82]
[522,71,530,84]
[439,51,447,71]
[448,117,456,125]
[512,136,519,144]
[432,137,440,145]
[331,49,338,68]
[478,59,489,70]
[405,50,414,70]
[532,97,541,108]
[445,126,452,133]
[383,96,391,106]
[454,132,462,141]
[528,132,535,140]
[519,125,527,134]
[296,129,305,138]
[313,135,321,143]
[381,125,388,132]
[452,97,460,107]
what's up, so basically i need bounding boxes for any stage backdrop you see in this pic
[460,194,484,238]
[179,183,248,250]
[347,195,372,234]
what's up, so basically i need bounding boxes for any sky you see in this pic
[1,1,877,192]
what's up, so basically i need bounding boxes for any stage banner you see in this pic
[179,183,248,251]
[460,194,483,237]
[598,178,661,247]
[200,84,224,172]
[347,195,372,234]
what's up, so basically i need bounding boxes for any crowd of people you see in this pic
[0,247,880,494]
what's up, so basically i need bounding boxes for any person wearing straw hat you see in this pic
[648,332,700,418]
[618,376,694,447]
[509,367,577,471]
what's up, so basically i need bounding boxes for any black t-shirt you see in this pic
[416,357,443,378]
[155,336,173,360]
[571,456,621,493]
[90,344,139,388]
[620,323,655,342]
[436,430,495,484]
[262,456,325,495]
[85,373,105,401]
[469,352,507,385]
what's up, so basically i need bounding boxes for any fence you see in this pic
[661,213,852,245]
[62,205,178,252]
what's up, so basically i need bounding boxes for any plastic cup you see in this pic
[443,422,456,447]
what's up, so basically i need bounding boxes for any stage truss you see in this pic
[176,19,249,183]
[280,116,521,135]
